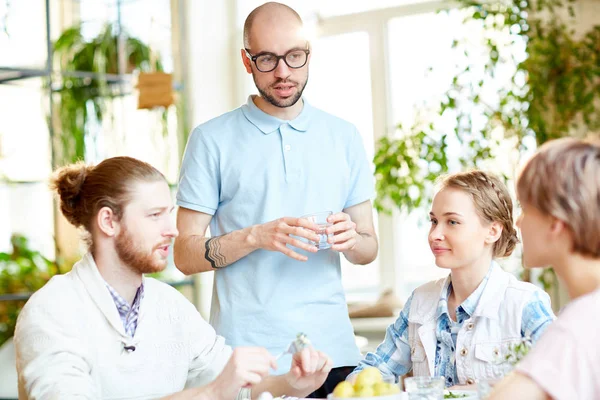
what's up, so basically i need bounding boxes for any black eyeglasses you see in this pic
[244,47,310,73]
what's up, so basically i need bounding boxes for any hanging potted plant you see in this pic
[50,23,164,167]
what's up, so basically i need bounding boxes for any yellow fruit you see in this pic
[354,385,375,397]
[332,381,355,398]
[372,381,401,396]
[372,382,388,396]
[354,367,383,388]
[385,382,401,394]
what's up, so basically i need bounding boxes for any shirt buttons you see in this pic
[466,322,474,330]
[411,347,416,355]
[493,348,500,357]
[460,347,468,356]
[466,378,475,385]
[284,144,291,151]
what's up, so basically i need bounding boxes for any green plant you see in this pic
[50,24,164,167]
[0,234,67,347]
[445,392,468,399]
[374,0,600,215]
[505,338,532,365]
[374,118,449,213]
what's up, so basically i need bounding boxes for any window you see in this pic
[0,0,53,256]
[78,0,179,182]
[306,2,527,302]
[0,0,48,70]
[304,31,380,299]
[0,0,181,259]
[387,9,527,299]
[235,0,436,26]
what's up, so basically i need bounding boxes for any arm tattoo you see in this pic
[205,237,228,269]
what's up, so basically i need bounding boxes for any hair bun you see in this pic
[50,162,92,227]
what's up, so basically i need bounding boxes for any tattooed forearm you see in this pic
[205,237,228,269]
[359,232,374,239]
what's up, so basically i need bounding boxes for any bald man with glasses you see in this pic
[174,3,379,397]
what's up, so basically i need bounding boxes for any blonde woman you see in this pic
[490,138,600,400]
[349,171,555,387]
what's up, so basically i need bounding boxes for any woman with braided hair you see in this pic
[347,170,555,388]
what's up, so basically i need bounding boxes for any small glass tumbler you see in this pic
[301,211,333,250]
[404,376,444,400]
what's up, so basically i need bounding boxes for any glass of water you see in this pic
[477,377,504,399]
[301,211,333,250]
[404,376,444,400]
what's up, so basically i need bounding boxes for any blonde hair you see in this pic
[438,170,519,258]
[517,137,600,257]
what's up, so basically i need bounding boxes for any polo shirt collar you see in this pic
[241,95,311,134]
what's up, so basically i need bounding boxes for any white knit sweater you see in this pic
[15,253,235,400]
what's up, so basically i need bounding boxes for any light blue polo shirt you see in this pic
[176,95,375,374]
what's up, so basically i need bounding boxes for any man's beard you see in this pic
[115,225,167,274]
[254,74,308,108]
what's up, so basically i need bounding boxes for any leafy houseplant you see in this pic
[374,0,600,215]
[505,338,532,365]
[374,119,450,213]
[50,23,164,167]
[0,234,66,347]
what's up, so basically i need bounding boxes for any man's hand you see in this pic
[284,347,333,393]
[208,347,276,400]
[249,218,320,261]
[326,212,361,252]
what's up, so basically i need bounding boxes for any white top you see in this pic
[14,253,240,400]
[517,287,600,400]
[408,263,552,385]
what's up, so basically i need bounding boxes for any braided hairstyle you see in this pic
[438,170,519,258]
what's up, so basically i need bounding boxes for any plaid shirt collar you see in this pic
[436,263,493,320]
[104,280,145,337]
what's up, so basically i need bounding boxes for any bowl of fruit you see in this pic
[328,367,402,399]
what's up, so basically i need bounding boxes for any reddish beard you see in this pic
[115,225,167,274]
